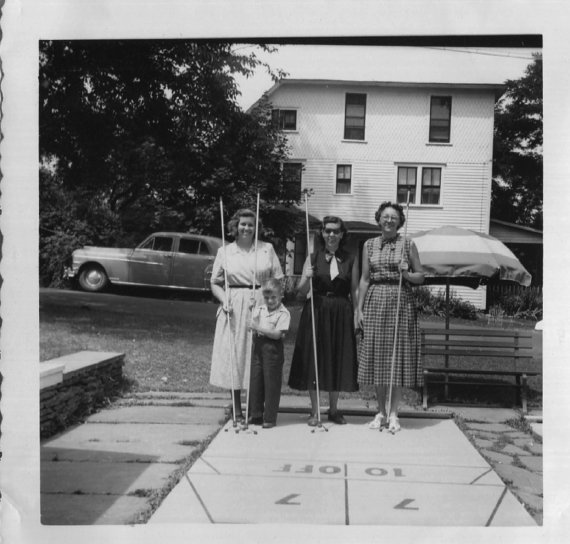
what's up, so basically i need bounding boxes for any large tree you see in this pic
[492,53,543,230]
[40,40,300,286]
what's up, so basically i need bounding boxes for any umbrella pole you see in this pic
[445,278,450,329]
[444,278,450,399]
[387,192,410,432]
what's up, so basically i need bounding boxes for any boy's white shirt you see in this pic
[253,303,291,334]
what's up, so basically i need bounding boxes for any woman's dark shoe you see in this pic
[248,416,263,425]
[262,422,276,429]
[328,411,347,425]
[230,408,245,424]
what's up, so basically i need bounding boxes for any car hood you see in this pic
[74,246,133,258]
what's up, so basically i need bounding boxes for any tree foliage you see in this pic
[40,40,302,286]
[492,53,543,230]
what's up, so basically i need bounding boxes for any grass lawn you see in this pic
[40,294,542,409]
[40,302,218,392]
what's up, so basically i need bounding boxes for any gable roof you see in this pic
[249,78,506,111]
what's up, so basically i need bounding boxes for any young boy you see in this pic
[248,278,291,429]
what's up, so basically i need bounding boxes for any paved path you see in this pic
[41,401,224,524]
[40,393,543,525]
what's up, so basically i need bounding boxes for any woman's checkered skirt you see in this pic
[357,234,423,389]
[357,282,422,388]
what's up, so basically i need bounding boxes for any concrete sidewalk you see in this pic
[40,392,543,525]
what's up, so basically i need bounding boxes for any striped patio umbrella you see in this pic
[411,226,532,325]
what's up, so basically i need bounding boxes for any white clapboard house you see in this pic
[262,78,505,309]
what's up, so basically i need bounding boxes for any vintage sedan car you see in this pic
[65,232,224,293]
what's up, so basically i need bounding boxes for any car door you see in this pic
[128,234,174,287]
[170,236,215,289]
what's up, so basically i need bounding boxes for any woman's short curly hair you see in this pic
[226,208,263,238]
[317,215,348,250]
[374,201,406,229]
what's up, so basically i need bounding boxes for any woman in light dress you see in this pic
[210,208,283,422]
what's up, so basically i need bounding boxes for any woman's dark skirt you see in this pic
[288,294,358,392]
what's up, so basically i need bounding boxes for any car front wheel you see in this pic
[78,264,109,292]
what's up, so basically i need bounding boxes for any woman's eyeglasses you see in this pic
[323,228,341,235]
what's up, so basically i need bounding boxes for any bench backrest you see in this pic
[421,327,533,370]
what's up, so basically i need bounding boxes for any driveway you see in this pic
[40,287,220,322]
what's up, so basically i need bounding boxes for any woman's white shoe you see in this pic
[368,413,386,429]
[388,416,401,433]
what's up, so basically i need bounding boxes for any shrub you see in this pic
[40,230,91,288]
[493,287,543,321]
[40,169,123,287]
[413,285,478,320]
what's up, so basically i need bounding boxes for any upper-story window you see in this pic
[344,93,366,140]
[282,162,303,200]
[397,165,442,205]
[336,165,352,194]
[429,96,452,143]
[272,108,297,131]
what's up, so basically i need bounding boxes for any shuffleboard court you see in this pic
[150,413,535,526]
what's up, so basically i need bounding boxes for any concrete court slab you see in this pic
[41,423,216,462]
[86,405,224,425]
[205,414,487,467]
[41,460,176,495]
[41,494,148,525]
[150,414,536,526]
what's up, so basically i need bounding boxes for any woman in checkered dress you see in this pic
[356,202,424,432]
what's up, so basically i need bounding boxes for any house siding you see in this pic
[269,81,499,310]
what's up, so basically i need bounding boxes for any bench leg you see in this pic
[515,375,522,407]
[422,372,428,410]
[521,374,528,414]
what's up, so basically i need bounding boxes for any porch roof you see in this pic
[490,219,543,245]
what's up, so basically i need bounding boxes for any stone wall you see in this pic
[40,351,126,439]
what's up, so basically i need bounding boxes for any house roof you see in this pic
[250,78,506,110]
[489,219,543,244]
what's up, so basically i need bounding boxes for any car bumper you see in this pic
[64,266,78,279]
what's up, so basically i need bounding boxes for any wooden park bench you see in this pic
[421,327,540,413]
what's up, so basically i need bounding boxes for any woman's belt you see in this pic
[315,291,347,297]
[229,284,261,289]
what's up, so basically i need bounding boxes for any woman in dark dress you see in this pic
[288,216,359,426]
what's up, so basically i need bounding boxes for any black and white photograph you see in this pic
[1,1,568,543]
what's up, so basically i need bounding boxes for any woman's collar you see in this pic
[232,240,258,253]
[380,233,399,246]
